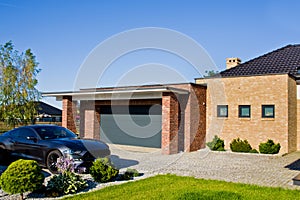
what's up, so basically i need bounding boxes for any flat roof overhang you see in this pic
[42,86,189,101]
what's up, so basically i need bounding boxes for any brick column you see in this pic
[62,96,77,133]
[162,92,179,154]
[79,101,100,140]
[186,85,206,152]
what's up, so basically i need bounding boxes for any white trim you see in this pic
[43,87,188,101]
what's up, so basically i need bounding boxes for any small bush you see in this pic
[46,171,87,196]
[259,139,281,154]
[90,157,119,183]
[46,156,87,197]
[230,138,252,153]
[120,168,140,180]
[0,159,44,199]
[206,135,225,151]
[249,149,259,154]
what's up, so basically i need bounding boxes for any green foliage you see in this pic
[259,139,281,154]
[204,70,219,77]
[0,41,41,127]
[120,168,140,180]
[90,157,119,183]
[0,159,44,197]
[46,171,88,196]
[206,135,225,151]
[249,149,259,154]
[230,138,252,153]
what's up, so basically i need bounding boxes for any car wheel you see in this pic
[46,150,62,174]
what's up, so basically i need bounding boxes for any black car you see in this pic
[0,125,110,173]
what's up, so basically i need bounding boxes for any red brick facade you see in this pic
[62,96,77,133]
[162,92,179,154]
[61,83,207,155]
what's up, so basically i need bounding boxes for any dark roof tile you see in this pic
[35,101,62,116]
[218,44,300,78]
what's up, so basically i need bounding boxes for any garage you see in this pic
[99,105,162,148]
[44,83,206,155]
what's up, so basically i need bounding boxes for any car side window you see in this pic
[8,129,19,138]
[16,128,37,140]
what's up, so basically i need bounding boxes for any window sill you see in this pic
[239,118,251,121]
[217,117,228,120]
[261,118,275,121]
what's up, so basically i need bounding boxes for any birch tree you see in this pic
[0,41,41,127]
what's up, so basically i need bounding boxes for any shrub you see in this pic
[90,157,119,183]
[46,171,87,196]
[0,159,44,199]
[259,139,281,154]
[46,157,87,196]
[230,138,252,153]
[120,168,140,180]
[249,149,259,154]
[206,135,225,151]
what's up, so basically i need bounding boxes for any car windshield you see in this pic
[33,126,77,140]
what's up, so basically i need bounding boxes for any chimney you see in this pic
[226,57,241,69]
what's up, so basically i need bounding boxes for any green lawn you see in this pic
[63,174,300,200]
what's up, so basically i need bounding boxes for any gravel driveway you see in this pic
[1,145,300,199]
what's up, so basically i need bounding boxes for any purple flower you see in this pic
[56,157,75,173]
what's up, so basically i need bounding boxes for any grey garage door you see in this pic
[100,105,162,148]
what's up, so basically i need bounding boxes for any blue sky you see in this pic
[1,0,300,108]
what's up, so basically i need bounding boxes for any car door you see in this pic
[11,128,44,162]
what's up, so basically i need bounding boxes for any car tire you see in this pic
[46,150,62,174]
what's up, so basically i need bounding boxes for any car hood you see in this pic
[50,138,109,151]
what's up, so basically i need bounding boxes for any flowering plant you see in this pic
[55,157,86,174]
[56,157,75,173]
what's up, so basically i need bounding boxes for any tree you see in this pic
[0,41,41,127]
[204,70,219,77]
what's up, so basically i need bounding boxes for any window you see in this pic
[239,105,251,118]
[217,105,228,117]
[262,105,275,118]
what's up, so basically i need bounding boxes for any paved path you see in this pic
[110,144,300,189]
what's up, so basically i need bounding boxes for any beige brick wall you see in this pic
[196,74,296,154]
[297,99,300,150]
[288,77,297,152]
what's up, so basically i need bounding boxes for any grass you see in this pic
[63,174,300,200]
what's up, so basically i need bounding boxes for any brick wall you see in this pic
[79,100,100,139]
[70,83,207,155]
[162,92,179,154]
[196,74,295,154]
[288,76,297,152]
[167,84,207,153]
[62,96,77,133]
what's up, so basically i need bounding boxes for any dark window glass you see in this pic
[262,105,275,118]
[217,105,228,117]
[239,105,251,118]
[33,126,77,140]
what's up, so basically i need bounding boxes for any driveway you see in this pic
[110,144,300,189]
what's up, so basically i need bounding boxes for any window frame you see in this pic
[262,105,275,118]
[238,105,251,118]
[217,105,228,118]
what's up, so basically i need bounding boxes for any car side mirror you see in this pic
[26,136,38,142]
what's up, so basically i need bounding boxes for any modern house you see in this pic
[196,44,300,154]
[44,44,300,155]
